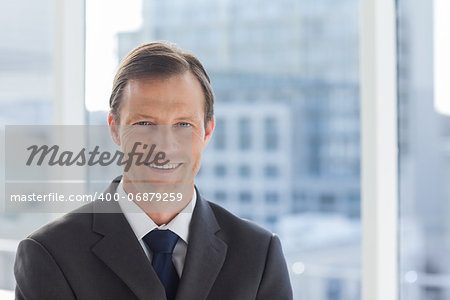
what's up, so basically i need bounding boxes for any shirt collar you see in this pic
[117,179,196,244]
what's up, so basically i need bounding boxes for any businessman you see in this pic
[14,42,293,300]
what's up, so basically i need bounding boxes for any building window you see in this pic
[239,165,251,178]
[292,191,307,213]
[214,190,227,202]
[319,194,336,212]
[214,118,226,150]
[238,117,252,150]
[265,191,279,204]
[265,215,278,226]
[264,165,279,178]
[326,278,342,300]
[239,191,252,203]
[264,117,279,151]
[347,194,360,218]
[214,164,227,177]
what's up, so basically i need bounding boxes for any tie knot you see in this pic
[143,229,179,254]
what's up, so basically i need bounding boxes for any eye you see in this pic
[175,122,192,127]
[135,121,153,126]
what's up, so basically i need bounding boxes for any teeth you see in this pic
[148,163,180,170]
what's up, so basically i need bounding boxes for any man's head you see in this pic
[109,42,214,129]
[108,42,215,198]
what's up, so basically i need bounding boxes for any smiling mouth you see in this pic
[146,163,183,170]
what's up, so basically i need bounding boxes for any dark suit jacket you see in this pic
[14,177,293,300]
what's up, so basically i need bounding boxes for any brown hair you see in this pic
[109,42,214,128]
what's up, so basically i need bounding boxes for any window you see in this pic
[238,118,252,150]
[292,191,307,213]
[397,0,450,299]
[2,0,377,298]
[213,118,226,150]
[0,0,54,292]
[265,191,279,204]
[214,165,227,177]
[320,194,336,212]
[214,190,227,203]
[239,165,251,178]
[0,1,54,126]
[327,279,342,300]
[264,165,279,178]
[239,191,252,203]
[0,0,84,293]
[264,117,279,151]
[85,1,362,299]
[265,215,278,226]
[347,194,360,219]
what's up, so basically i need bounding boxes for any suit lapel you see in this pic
[91,177,166,300]
[176,188,228,300]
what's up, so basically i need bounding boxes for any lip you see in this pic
[145,162,183,174]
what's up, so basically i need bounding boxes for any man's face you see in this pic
[109,71,214,192]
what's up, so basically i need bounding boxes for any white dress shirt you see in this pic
[116,180,196,277]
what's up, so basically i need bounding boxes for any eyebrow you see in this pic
[130,113,201,121]
[132,113,156,120]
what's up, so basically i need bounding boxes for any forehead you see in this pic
[119,71,205,119]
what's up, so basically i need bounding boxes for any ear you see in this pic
[202,117,215,148]
[108,113,121,146]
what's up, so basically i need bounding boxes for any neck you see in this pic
[122,178,195,225]
[146,212,179,226]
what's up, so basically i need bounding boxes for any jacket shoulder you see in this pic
[206,200,274,240]
[27,202,97,248]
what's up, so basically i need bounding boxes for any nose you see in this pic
[150,125,188,162]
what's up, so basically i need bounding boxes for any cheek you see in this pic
[191,150,203,176]
[191,134,206,155]
[190,135,205,168]
[192,125,207,145]
[191,143,202,162]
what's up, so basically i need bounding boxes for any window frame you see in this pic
[360,0,399,299]
[53,0,86,125]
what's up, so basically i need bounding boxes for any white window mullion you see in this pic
[360,0,398,299]
[52,0,87,204]
[53,0,86,125]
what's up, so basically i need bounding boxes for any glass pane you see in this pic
[86,0,361,299]
[0,0,56,291]
[398,0,450,299]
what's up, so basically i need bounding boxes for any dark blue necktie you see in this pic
[143,229,180,300]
